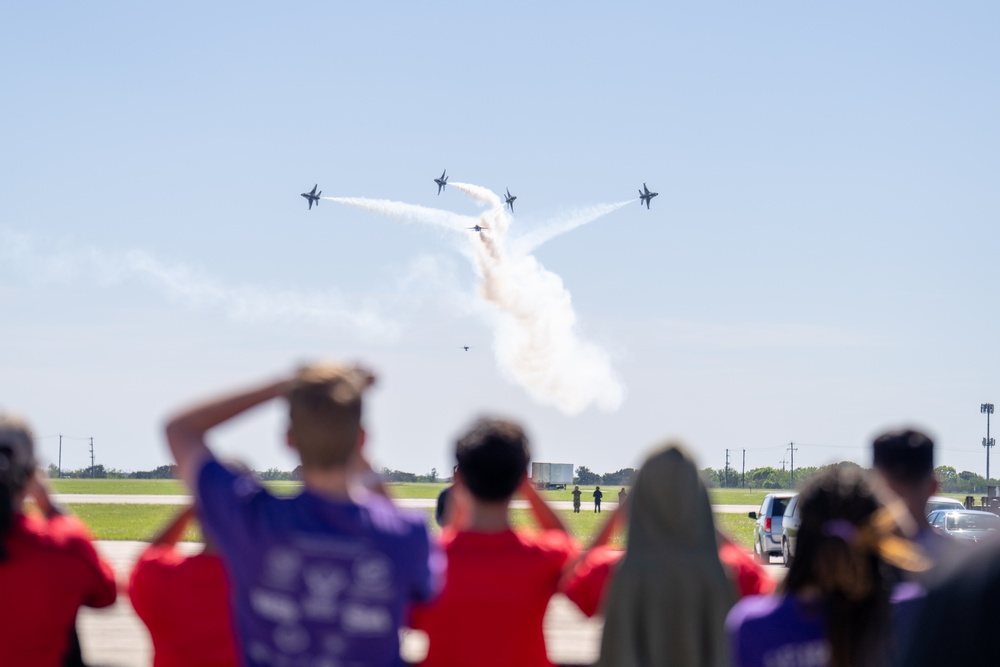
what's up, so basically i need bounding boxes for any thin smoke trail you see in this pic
[0,228,402,338]
[510,200,633,254]
[323,197,474,232]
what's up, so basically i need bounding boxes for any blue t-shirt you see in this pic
[726,584,922,667]
[197,459,440,667]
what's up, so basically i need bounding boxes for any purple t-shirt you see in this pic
[197,459,441,667]
[726,585,922,667]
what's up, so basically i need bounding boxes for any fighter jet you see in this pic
[434,169,449,195]
[639,183,658,210]
[463,346,471,352]
[301,184,321,210]
[468,224,489,232]
[504,188,517,213]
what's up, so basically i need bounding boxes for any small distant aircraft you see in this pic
[462,346,471,352]
[468,224,489,232]
[504,188,517,213]
[639,183,658,210]
[301,184,321,210]
[434,169,449,195]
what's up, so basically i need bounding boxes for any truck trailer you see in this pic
[531,462,574,489]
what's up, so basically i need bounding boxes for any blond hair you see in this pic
[287,363,375,469]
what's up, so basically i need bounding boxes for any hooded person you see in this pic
[596,443,735,667]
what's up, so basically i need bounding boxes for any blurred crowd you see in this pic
[2,361,996,666]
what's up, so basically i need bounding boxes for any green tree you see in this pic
[575,466,600,485]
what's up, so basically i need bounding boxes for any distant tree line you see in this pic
[48,463,305,481]
[696,460,1000,494]
[380,467,440,483]
[573,466,637,486]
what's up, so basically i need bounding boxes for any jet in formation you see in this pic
[639,183,658,210]
[301,184,321,210]
[434,169,449,195]
[463,346,471,352]
[504,188,517,213]
[468,224,489,232]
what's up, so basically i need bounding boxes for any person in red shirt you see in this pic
[0,414,117,667]
[409,417,577,667]
[129,505,239,667]
[562,493,772,619]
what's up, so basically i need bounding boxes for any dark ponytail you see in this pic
[0,446,27,562]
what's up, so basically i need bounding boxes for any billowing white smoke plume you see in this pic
[455,187,625,415]
[328,183,627,414]
[0,228,402,338]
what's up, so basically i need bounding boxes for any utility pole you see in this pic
[58,434,63,478]
[781,457,786,473]
[788,442,798,485]
[724,449,730,488]
[982,404,995,482]
[742,449,746,489]
[89,437,95,477]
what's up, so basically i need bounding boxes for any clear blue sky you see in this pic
[2,2,998,478]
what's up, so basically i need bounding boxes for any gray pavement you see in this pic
[80,540,785,666]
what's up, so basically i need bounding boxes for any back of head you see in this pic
[287,363,375,470]
[628,443,716,552]
[784,465,889,667]
[455,418,530,502]
[872,428,934,485]
[0,414,35,561]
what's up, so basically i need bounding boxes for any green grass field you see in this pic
[65,502,755,551]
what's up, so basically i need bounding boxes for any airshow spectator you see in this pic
[409,417,577,667]
[166,363,441,667]
[129,506,238,667]
[563,493,770,620]
[617,487,627,504]
[596,443,734,667]
[0,414,117,666]
[727,465,927,667]
[571,485,582,513]
[593,485,603,513]
[871,428,951,570]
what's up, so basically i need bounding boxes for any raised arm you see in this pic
[150,506,196,547]
[27,470,64,518]
[519,477,569,534]
[165,377,289,492]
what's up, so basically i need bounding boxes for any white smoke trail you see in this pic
[450,186,626,415]
[448,182,504,209]
[511,200,633,254]
[0,228,402,338]
[323,197,474,232]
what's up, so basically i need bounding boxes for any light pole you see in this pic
[982,403,995,482]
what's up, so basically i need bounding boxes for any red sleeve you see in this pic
[718,543,775,598]
[129,545,176,622]
[47,515,118,609]
[561,546,623,617]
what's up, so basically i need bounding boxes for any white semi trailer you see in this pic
[531,462,574,489]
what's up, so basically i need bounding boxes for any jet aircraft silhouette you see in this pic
[639,183,658,210]
[434,170,449,195]
[504,188,517,212]
[468,224,489,232]
[301,184,321,210]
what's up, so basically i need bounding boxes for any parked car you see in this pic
[779,494,801,567]
[748,492,797,564]
[927,509,1000,543]
[925,496,965,516]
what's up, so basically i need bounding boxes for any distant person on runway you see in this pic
[165,363,441,667]
[0,414,117,667]
[572,485,582,513]
[618,487,627,504]
[593,485,603,513]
